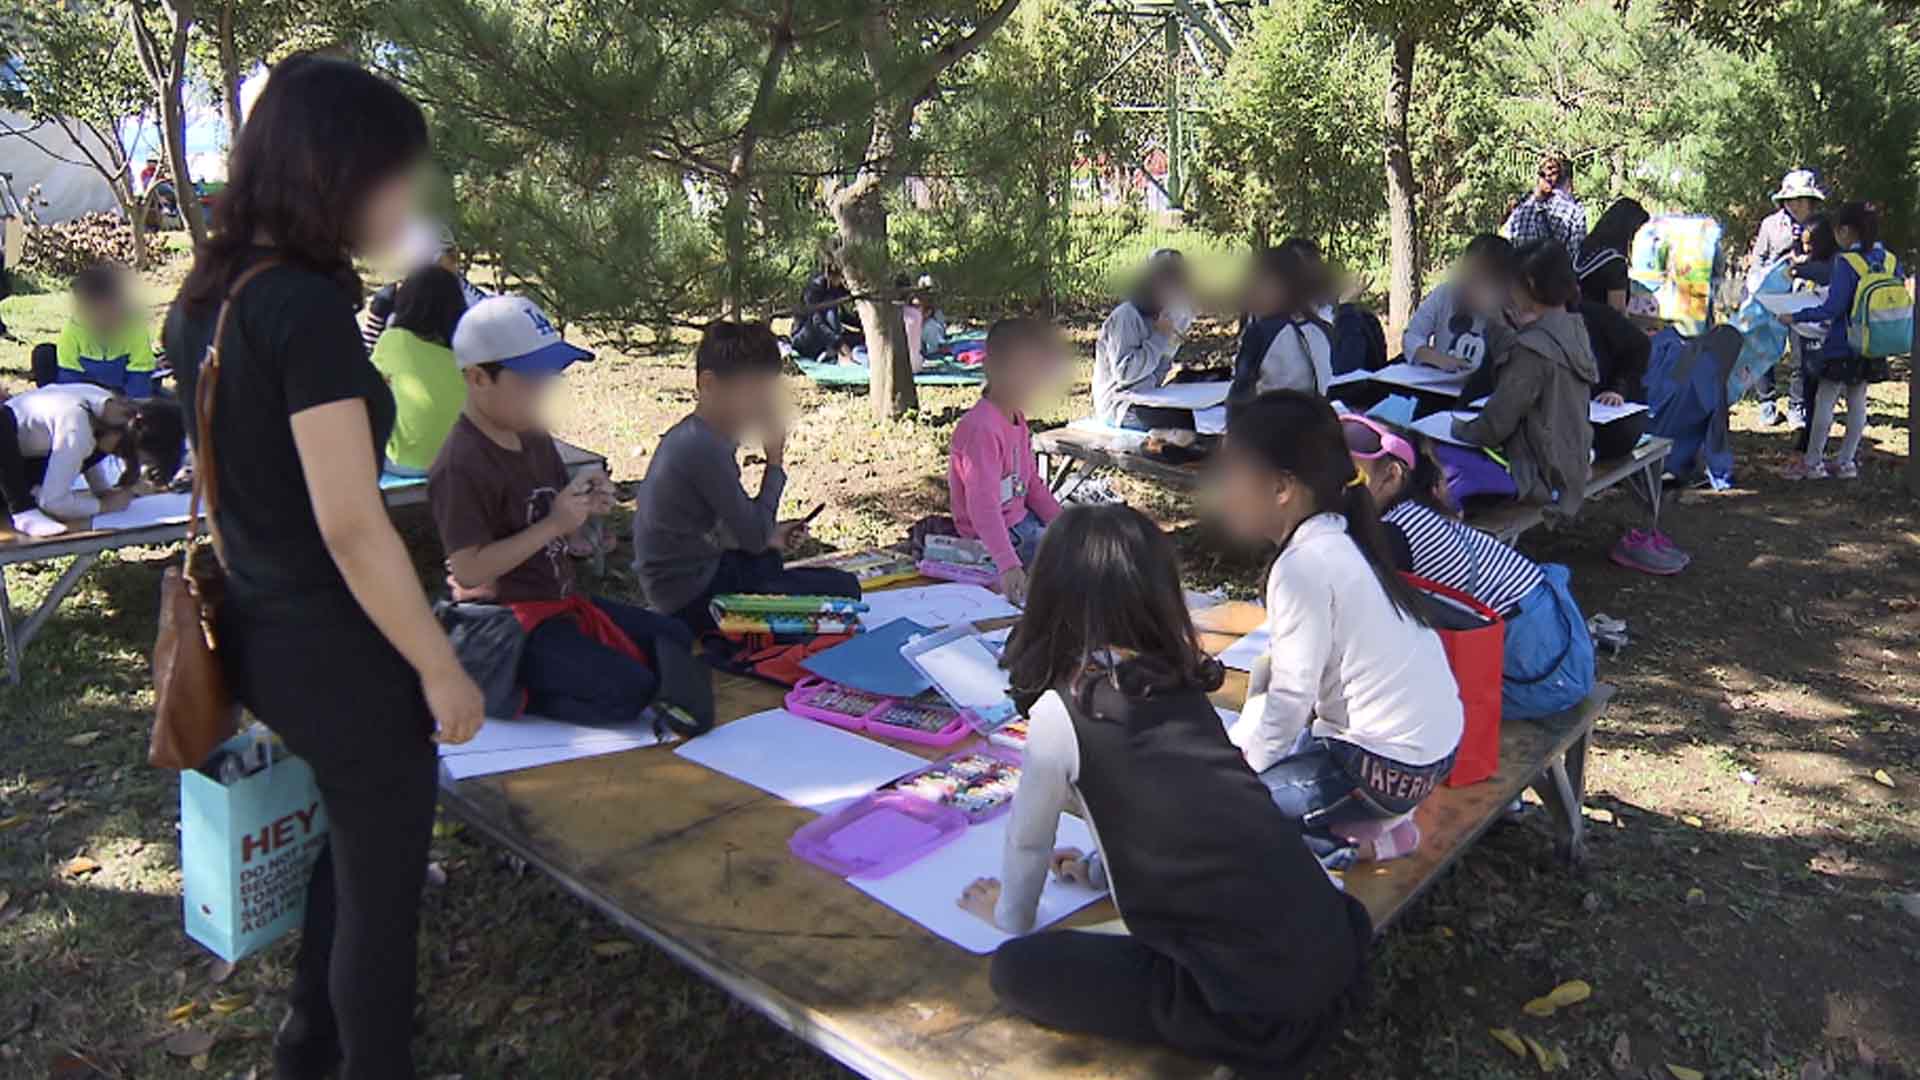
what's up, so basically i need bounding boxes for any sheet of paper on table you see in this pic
[674,708,925,812]
[1365,362,1471,396]
[1409,410,1478,447]
[1216,628,1270,672]
[858,583,1019,629]
[849,811,1106,954]
[1589,399,1650,425]
[93,492,195,530]
[1328,368,1374,388]
[1194,404,1226,435]
[438,713,663,780]
[1754,291,1827,316]
[1120,380,1232,411]
[1064,417,1149,451]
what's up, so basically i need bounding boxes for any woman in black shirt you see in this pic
[1574,198,1649,310]
[165,55,483,1080]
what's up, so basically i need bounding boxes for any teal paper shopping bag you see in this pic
[180,735,327,962]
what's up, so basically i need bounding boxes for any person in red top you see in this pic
[429,294,692,726]
[946,317,1068,604]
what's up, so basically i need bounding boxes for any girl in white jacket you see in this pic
[1213,390,1463,865]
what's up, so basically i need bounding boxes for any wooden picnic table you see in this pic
[0,440,607,685]
[438,595,1607,1079]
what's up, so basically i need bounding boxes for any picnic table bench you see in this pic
[0,439,607,685]
[437,590,1609,1078]
[1034,426,1674,547]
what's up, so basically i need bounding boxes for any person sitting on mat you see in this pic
[947,317,1067,604]
[632,320,859,630]
[1213,391,1463,865]
[370,264,469,476]
[0,383,185,526]
[957,502,1372,1075]
[33,264,160,396]
[1092,249,1193,430]
[1342,413,1595,721]
[430,294,693,726]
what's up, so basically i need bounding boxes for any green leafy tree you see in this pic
[126,0,207,244]
[1,3,158,265]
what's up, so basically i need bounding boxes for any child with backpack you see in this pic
[958,503,1371,1073]
[1213,391,1464,863]
[1228,245,1332,401]
[947,318,1067,604]
[1343,414,1595,721]
[1782,201,1907,480]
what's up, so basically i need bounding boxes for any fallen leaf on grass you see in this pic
[1490,1028,1528,1058]
[1666,1066,1704,1080]
[0,813,29,831]
[62,731,103,748]
[1523,997,1558,1017]
[1523,1034,1561,1072]
[1547,979,1592,1006]
[167,1001,198,1023]
[61,857,101,878]
[1611,1033,1633,1073]
[1872,769,1896,789]
[1681,815,1704,828]
[509,995,539,1015]
[209,993,251,1016]
[1685,887,1706,905]
[190,1051,209,1071]
[590,940,635,958]
[163,1029,215,1057]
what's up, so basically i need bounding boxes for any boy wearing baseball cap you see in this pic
[430,295,695,727]
[631,321,860,630]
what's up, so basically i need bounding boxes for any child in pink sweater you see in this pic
[948,318,1068,603]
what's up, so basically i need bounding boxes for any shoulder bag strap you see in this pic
[190,259,282,567]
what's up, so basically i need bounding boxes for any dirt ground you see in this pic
[0,263,1915,1079]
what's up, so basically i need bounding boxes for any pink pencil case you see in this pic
[880,744,1023,825]
[784,677,973,748]
[916,559,999,587]
[789,792,969,879]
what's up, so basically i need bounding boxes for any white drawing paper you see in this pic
[859,583,1020,629]
[92,492,195,531]
[1120,380,1232,411]
[909,632,1012,710]
[1216,628,1270,672]
[1409,410,1478,447]
[1366,362,1471,396]
[674,709,925,812]
[1588,399,1651,425]
[849,811,1106,954]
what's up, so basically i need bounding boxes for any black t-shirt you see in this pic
[167,259,395,597]
[1578,253,1630,307]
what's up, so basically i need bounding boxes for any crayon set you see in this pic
[785,677,972,748]
[710,594,869,639]
[800,549,921,590]
[883,747,1022,823]
[917,534,1000,587]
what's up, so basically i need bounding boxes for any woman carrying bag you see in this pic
[163,55,483,1079]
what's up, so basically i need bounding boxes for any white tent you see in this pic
[0,110,124,223]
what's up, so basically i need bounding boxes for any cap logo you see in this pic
[524,305,556,337]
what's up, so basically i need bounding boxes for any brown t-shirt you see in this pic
[428,414,574,603]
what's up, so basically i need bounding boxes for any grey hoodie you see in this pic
[1453,308,1598,520]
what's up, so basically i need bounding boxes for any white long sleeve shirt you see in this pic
[5,384,121,519]
[1229,513,1463,771]
[994,690,1110,933]
[1092,302,1178,426]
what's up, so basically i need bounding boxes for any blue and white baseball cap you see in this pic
[452,295,593,375]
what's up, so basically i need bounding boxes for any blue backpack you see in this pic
[1330,303,1387,374]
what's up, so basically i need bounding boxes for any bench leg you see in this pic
[1048,458,1101,503]
[0,554,99,687]
[0,568,18,686]
[1530,732,1590,867]
[1631,460,1666,530]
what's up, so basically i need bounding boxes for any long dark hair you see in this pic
[1225,391,1431,626]
[1582,198,1649,261]
[1834,201,1881,249]
[1513,240,1580,308]
[388,266,467,345]
[85,396,185,486]
[179,54,428,309]
[1002,504,1221,713]
[1800,215,1839,262]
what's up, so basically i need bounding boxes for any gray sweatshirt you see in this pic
[1092,301,1178,426]
[631,413,786,614]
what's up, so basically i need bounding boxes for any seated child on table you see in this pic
[958,503,1372,1073]
[33,265,159,396]
[371,265,469,476]
[1214,391,1463,864]
[632,321,859,630]
[1343,414,1595,721]
[1451,240,1597,521]
[1404,234,1514,376]
[1092,249,1193,430]
[0,384,184,526]
[430,295,691,726]
[947,317,1067,604]
[1228,244,1332,401]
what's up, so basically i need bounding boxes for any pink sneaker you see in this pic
[1610,529,1687,576]
[1647,529,1691,567]
[1784,458,1827,481]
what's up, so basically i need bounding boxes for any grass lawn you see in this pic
[0,248,1916,1079]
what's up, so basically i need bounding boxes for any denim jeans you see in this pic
[520,596,693,726]
[1007,511,1047,566]
[1259,729,1450,859]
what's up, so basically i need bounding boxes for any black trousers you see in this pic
[990,931,1350,1077]
[224,589,438,1080]
[31,342,59,388]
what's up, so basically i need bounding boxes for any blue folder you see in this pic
[800,618,934,697]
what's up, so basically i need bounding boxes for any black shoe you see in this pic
[273,1009,342,1080]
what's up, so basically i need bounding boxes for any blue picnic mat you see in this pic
[796,356,986,388]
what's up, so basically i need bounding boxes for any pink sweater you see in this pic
[948,397,1064,570]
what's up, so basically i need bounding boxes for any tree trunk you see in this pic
[722,5,795,321]
[159,87,206,244]
[219,0,243,146]
[129,0,207,246]
[1383,28,1420,344]
[830,177,916,420]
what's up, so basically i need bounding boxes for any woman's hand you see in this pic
[957,877,1001,924]
[423,663,485,745]
[1049,848,1093,885]
[1595,391,1625,407]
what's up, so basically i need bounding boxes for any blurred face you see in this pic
[1210,438,1308,545]
[1834,223,1862,249]
[1783,197,1819,223]
[1246,269,1290,318]
[1457,260,1505,314]
[466,366,558,433]
[77,294,130,334]
[355,164,426,260]
[698,369,784,436]
[989,337,1068,408]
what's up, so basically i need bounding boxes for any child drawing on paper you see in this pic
[956,504,1371,1071]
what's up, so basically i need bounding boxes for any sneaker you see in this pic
[1833,460,1860,480]
[1609,529,1688,576]
[1647,529,1692,569]
[1783,458,1827,481]
[1787,404,1808,430]
[1759,400,1781,426]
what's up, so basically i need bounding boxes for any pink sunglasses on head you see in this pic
[1339,414,1416,469]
